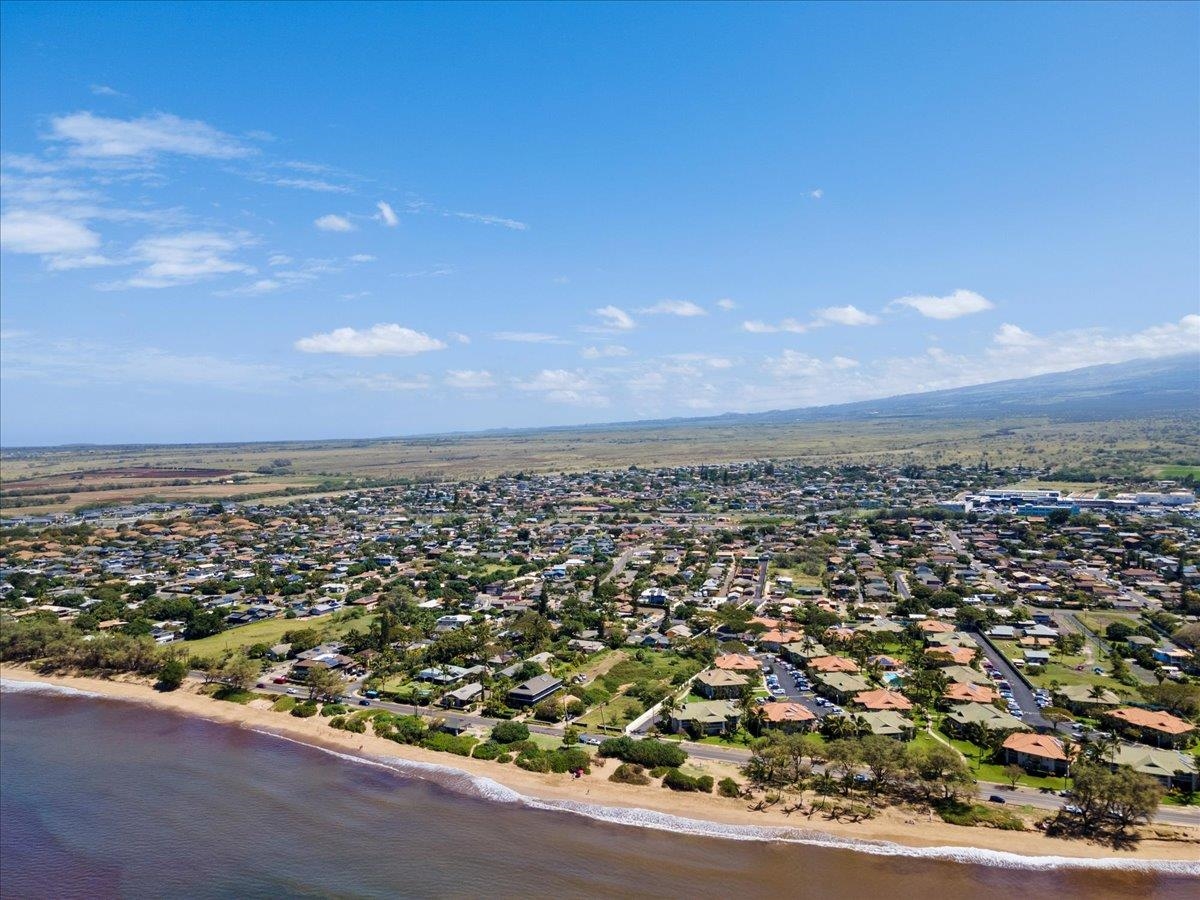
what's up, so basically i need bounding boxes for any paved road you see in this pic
[968,631,1052,731]
[238,677,1199,827]
[893,571,911,600]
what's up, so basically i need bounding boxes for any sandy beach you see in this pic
[3,665,1198,866]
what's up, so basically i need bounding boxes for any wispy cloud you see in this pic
[715,298,737,311]
[451,211,528,230]
[889,289,994,320]
[514,369,608,406]
[445,369,495,389]
[492,331,565,344]
[264,176,351,193]
[47,111,251,160]
[0,209,101,256]
[636,299,707,317]
[743,304,879,333]
[89,84,126,98]
[582,344,631,359]
[295,323,447,357]
[375,201,399,227]
[102,231,254,289]
[590,305,635,331]
[314,213,354,232]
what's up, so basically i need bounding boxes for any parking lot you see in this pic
[760,654,830,719]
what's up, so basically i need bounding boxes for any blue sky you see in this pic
[1,1,1197,446]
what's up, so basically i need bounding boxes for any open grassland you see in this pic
[3,415,1195,516]
[179,612,378,657]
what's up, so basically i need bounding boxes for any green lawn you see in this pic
[576,695,645,729]
[1154,464,1200,480]
[913,722,1069,791]
[179,612,377,657]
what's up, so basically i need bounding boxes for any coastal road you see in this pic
[238,679,1200,827]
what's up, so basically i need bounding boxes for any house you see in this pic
[1002,732,1071,776]
[714,653,760,673]
[506,674,563,707]
[669,700,741,736]
[418,664,470,684]
[441,682,483,709]
[807,655,860,674]
[813,671,871,704]
[694,669,750,700]
[853,689,913,712]
[1104,707,1196,748]
[944,702,1027,737]
[1051,683,1122,715]
[1108,742,1199,791]
[857,710,915,740]
[942,682,1001,705]
[924,645,976,666]
[758,701,817,732]
[757,629,804,651]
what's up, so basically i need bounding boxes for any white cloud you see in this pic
[89,84,125,97]
[716,298,738,311]
[267,254,293,266]
[106,231,253,289]
[268,177,350,193]
[295,323,447,357]
[349,253,376,263]
[0,209,100,255]
[452,211,528,230]
[493,331,565,344]
[810,188,823,199]
[47,111,250,159]
[582,344,631,359]
[515,369,608,405]
[831,356,859,369]
[742,318,808,334]
[445,369,495,389]
[890,289,994,320]
[314,214,354,232]
[375,201,399,227]
[814,304,880,327]
[992,323,1040,348]
[637,299,707,317]
[592,305,635,331]
[448,331,471,344]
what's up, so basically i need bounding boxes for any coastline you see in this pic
[3,665,1198,870]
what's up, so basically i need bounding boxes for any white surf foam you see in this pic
[11,684,1198,876]
[251,729,1200,876]
[1,677,103,699]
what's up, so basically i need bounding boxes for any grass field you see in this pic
[1153,464,1200,480]
[179,612,377,657]
[4,416,1196,512]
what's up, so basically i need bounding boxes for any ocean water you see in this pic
[1,684,1196,899]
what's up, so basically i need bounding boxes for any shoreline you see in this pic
[3,665,1198,871]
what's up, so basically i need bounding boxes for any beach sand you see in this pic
[3,665,1198,864]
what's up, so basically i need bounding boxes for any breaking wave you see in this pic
[7,679,1197,877]
[251,726,1200,876]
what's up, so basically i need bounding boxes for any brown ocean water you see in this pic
[1,685,1196,899]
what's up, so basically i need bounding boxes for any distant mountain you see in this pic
[714,353,1199,424]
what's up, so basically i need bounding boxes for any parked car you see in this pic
[988,795,1007,804]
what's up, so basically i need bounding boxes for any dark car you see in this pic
[358,699,371,706]
[988,794,1006,804]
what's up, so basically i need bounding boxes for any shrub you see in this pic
[649,766,671,778]
[156,657,187,691]
[342,717,367,734]
[662,769,713,793]
[548,748,591,774]
[328,715,347,730]
[516,750,552,773]
[717,777,741,798]
[936,800,1026,831]
[472,742,504,761]
[599,736,687,769]
[491,721,531,745]
[496,753,513,764]
[609,763,651,786]
[291,702,319,718]
[533,700,563,723]
[422,732,477,757]
[320,703,349,717]
[272,696,297,712]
